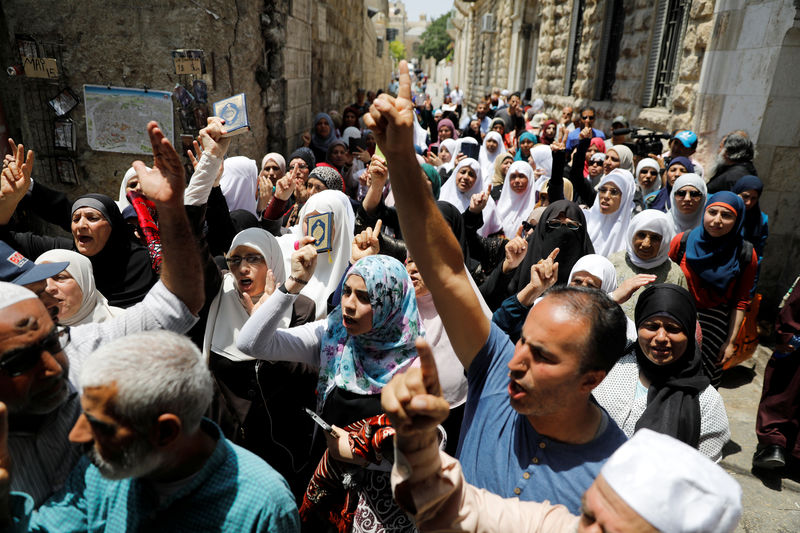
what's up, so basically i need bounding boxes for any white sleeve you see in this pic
[184,151,223,206]
[67,280,198,386]
[236,289,324,367]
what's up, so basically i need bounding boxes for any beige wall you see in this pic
[1,0,391,198]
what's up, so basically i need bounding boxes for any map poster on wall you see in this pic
[84,85,174,155]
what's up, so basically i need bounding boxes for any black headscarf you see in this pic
[512,199,594,290]
[731,175,766,249]
[229,209,260,233]
[633,284,709,448]
[71,194,157,308]
[437,201,479,274]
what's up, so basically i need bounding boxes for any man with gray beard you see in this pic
[707,130,759,194]
[0,330,299,532]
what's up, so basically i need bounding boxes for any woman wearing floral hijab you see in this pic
[237,253,423,531]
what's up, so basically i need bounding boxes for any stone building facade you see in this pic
[0,0,391,198]
[449,0,800,315]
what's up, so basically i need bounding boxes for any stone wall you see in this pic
[1,0,391,198]
[534,0,715,142]
[2,0,267,197]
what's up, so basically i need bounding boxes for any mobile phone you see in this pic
[304,407,336,434]
[460,142,479,160]
[428,145,439,156]
[349,137,367,153]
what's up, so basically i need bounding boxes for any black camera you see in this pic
[613,127,671,158]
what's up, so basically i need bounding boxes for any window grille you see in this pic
[595,0,625,101]
[563,0,586,96]
[643,0,689,107]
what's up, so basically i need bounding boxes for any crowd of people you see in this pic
[0,59,797,532]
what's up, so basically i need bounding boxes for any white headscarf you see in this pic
[204,228,290,362]
[439,138,459,172]
[635,158,661,197]
[260,153,286,175]
[478,131,506,179]
[438,158,502,237]
[586,169,637,257]
[626,210,674,269]
[530,144,553,193]
[116,166,149,212]
[219,156,259,215]
[607,145,634,173]
[568,254,619,293]
[35,249,121,326]
[496,161,536,238]
[669,173,707,235]
[278,189,355,319]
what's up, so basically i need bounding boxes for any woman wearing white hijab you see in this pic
[219,156,259,215]
[495,161,536,238]
[438,158,502,237]
[668,173,707,234]
[35,249,121,326]
[260,152,286,176]
[585,169,637,257]
[609,210,687,319]
[568,254,638,342]
[115,165,151,212]
[635,157,661,200]
[204,227,317,496]
[530,145,553,190]
[438,138,459,173]
[478,131,506,179]
[277,189,355,319]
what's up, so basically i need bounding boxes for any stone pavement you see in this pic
[718,345,800,532]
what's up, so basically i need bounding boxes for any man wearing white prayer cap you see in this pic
[382,342,742,533]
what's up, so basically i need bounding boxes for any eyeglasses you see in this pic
[546,219,582,231]
[225,254,266,267]
[289,163,309,171]
[588,160,604,166]
[521,220,536,233]
[0,326,70,377]
[675,189,703,199]
[598,186,621,197]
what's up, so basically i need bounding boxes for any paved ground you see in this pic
[718,345,800,532]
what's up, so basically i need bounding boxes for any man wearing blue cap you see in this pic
[666,129,705,179]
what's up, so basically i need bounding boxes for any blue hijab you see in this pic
[311,112,339,154]
[684,191,746,292]
[317,255,422,407]
[647,156,695,212]
[514,131,538,161]
[731,175,766,246]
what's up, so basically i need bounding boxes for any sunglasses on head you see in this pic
[0,326,70,377]
[675,189,703,199]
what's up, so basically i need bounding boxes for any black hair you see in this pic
[579,105,596,115]
[542,285,627,374]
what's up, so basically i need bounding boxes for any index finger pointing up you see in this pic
[398,60,411,101]
[416,338,442,397]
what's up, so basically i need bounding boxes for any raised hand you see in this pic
[610,273,657,305]
[256,174,274,213]
[502,236,528,273]
[351,219,382,264]
[133,121,186,209]
[286,236,317,294]
[187,139,203,169]
[381,338,449,452]
[579,126,593,140]
[0,140,35,225]
[199,117,232,159]
[468,183,492,214]
[362,60,415,159]
[518,247,560,306]
[274,173,296,201]
[368,155,388,185]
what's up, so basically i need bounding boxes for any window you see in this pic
[642,0,690,107]
[376,36,384,58]
[563,0,586,96]
[594,0,625,100]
